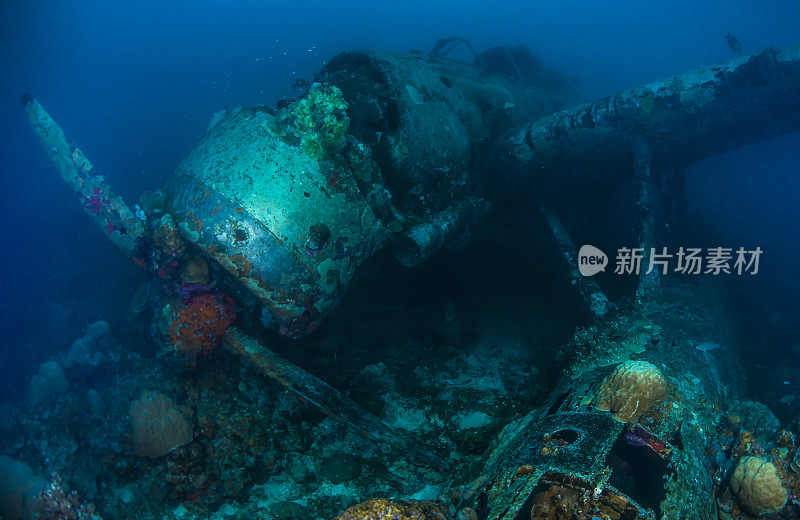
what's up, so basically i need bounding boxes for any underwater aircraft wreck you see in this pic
[22,40,800,519]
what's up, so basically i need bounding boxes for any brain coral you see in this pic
[730,456,787,515]
[595,360,667,422]
[129,391,193,458]
[334,498,453,520]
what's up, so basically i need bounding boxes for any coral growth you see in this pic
[129,391,194,458]
[0,456,46,520]
[595,360,667,422]
[82,187,109,216]
[731,429,763,460]
[154,213,186,257]
[528,480,639,520]
[180,256,210,285]
[730,456,787,515]
[334,498,453,520]
[27,361,69,407]
[176,256,213,299]
[530,484,588,520]
[34,473,102,520]
[169,292,237,356]
[283,83,350,158]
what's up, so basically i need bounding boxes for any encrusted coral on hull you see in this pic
[334,498,453,520]
[595,360,668,423]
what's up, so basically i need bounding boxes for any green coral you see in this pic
[284,83,350,158]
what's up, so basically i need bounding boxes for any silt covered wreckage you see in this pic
[21,38,800,519]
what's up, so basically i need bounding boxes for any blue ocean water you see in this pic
[1,1,800,517]
[4,0,796,394]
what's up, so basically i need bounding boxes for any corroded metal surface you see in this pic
[458,286,739,520]
[503,43,800,189]
[170,103,384,336]
[171,176,314,321]
[321,49,578,220]
[21,94,145,253]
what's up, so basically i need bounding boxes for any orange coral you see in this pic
[334,498,453,520]
[730,456,787,515]
[169,293,237,356]
[595,360,667,423]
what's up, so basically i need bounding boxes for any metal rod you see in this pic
[223,328,449,470]
[21,94,144,254]
[540,205,611,318]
